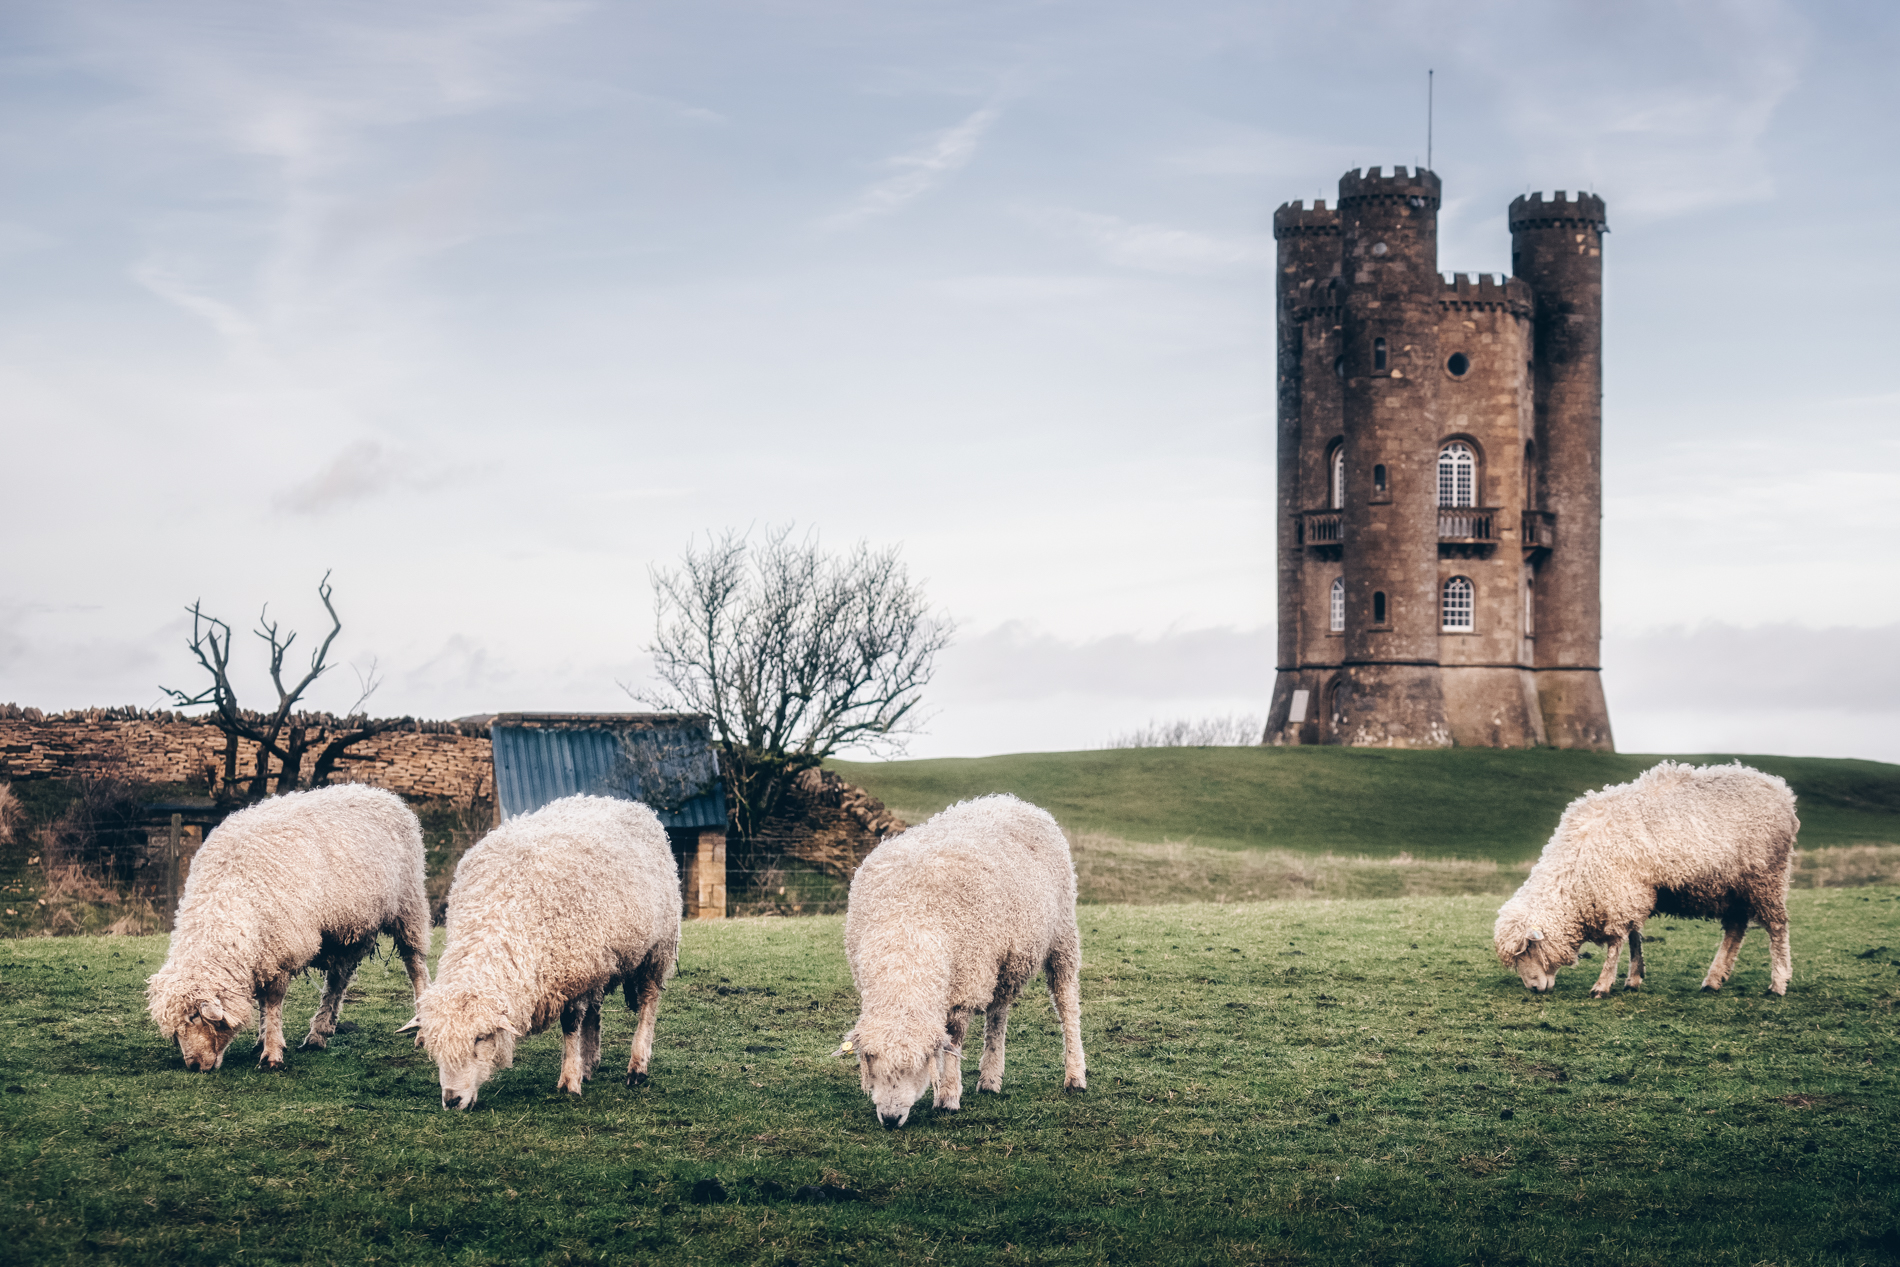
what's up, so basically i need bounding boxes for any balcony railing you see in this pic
[1437,507,1498,543]
[1300,509,1343,546]
[1521,509,1557,551]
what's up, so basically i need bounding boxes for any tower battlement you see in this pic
[1508,190,1607,230]
[1273,200,1340,238]
[1438,272,1534,315]
[1337,166,1441,209]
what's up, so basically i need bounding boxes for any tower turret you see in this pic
[1510,191,1613,750]
[1334,166,1450,745]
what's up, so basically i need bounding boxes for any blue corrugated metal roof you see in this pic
[490,714,726,830]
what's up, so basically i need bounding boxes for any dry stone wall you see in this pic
[0,705,494,804]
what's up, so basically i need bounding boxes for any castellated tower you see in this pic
[1265,167,1614,750]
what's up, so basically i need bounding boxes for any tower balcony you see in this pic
[1298,508,1343,549]
[1437,508,1499,544]
[1522,509,1557,554]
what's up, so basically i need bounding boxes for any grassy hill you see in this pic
[831,747,1900,864]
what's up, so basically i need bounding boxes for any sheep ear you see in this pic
[1528,929,1544,942]
[199,999,225,1024]
[396,1015,420,1033]
[830,1030,859,1059]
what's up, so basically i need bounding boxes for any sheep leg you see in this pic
[933,1012,970,1112]
[1624,927,1645,991]
[257,974,291,1070]
[557,996,590,1096]
[624,963,666,1088]
[1763,905,1793,997]
[303,940,372,1050]
[1588,936,1625,998]
[977,999,1013,1094]
[1702,920,1748,991]
[579,986,605,1077]
[392,918,432,1002]
[1046,933,1087,1091]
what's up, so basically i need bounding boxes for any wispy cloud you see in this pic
[1025,208,1272,275]
[275,439,463,515]
[822,105,1001,230]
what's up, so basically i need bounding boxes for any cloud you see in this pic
[822,105,1001,229]
[275,439,465,515]
[1024,208,1272,276]
[935,621,1274,705]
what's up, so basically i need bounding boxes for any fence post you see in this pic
[695,829,727,920]
[166,813,181,933]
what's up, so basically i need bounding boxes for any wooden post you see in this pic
[166,813,181,933]
[694,829,726,920]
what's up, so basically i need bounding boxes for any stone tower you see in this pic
[1265,167,1613,750]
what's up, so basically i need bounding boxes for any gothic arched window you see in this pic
[1437,441,1476,508]
[1442,576,1475,632]
[1329,577,1345,632]
[1330,446,1345,510]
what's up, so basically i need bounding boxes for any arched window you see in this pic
[1372,463,1387,496]
[1523,441,1538,511]
[1330,445,1345,509]
[1329,577,1345,632]
[1373,337,1388,372]
[1442,576,1475,632]
[1437,441,1476,507]
[1372,591,1387,625]
[1524,570,1535,637]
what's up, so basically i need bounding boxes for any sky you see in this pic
[2,0,1897,762]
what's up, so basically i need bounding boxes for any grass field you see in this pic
[4,890,1897,1265]
[831,748,1900,861]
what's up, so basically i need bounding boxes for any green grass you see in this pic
[832,748,1900,861]
[3,892,1897,1265]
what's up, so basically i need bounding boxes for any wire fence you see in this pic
[721,854,852,917]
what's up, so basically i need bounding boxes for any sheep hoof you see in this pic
[1588,989,1609,999]
[976,1085,1001,1095]
[935,1104,960,1114]
[1700,984,1718,993]
[1063,1081,1087,1093]
[259,1056,285,1071]
[626,1071,650,1088]
[300,1033,327,1050]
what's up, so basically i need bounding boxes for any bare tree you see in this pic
[636,526,953,848]
[160,573,408,803]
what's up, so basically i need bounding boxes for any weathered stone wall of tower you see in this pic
[1511,192,1614,750]
[1266,201,1343,743]
[1333,167,1450,747]
[1434,274,1546,748]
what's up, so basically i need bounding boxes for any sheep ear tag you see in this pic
[830,1031,859,1059]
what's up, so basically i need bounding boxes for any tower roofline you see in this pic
[1273,200,1341,238]
[1508,190,1608,230]
[1338,166,1441,209]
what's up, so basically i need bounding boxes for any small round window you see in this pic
[1446,352,1471,377]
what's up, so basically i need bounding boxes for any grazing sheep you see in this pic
[837,794,1086,1128]
[146,784,431,1071]
[1494,761,1798,997]
[404,795,680,1110]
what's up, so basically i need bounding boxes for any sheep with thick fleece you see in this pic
[1494,761,1798,997]
[838,794,1086,1128]
[146,785,431,1071]
[405,795,680,1110]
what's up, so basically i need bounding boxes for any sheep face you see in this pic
[1497,929,1575,993]
[431,1029,519,1110]
[838,1028,935,1128]
[175,1002,240,1072]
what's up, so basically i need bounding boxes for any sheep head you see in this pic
[147,972,249,1072]
[414,983,522,1110]
[1493,907,1577,993]
[837,1023,946,1129]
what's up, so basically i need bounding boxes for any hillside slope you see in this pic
[830,748,1900,863]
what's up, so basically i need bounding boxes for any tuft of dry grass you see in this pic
[1070,831,1530,905]
[1070,832,1900,907]
[1794,842,1900,888]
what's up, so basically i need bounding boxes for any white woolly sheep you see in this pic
[146,784,431,1071]
[403,795,681,1110]
[1494,761,1798,998]
[837,794,1086,1128]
